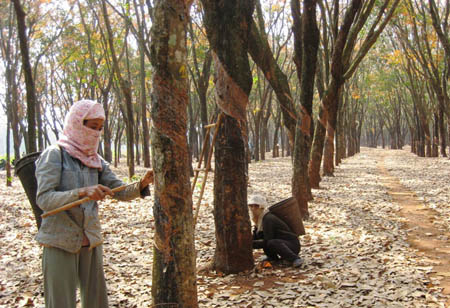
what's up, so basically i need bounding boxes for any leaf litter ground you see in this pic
[0,147,449,307]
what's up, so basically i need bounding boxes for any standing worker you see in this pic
[35,100,153,308]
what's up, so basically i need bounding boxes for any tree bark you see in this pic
[429,0,450,75]
[213,114,253,273]
[188,97,199,162]
[101,0,135,177]
[432,113,439,157]
[139,35,151,168]
[309,104,327,188]
[312,0,399,183]
[323,86,342,175]
[135,111,141,165]
[78,0,114,162]
[134,0,151,168]
[272,109,282,157]
[253,110,261,162]
[291,0,319,218]
[247,17,297,145]
[0,8,22,160]
[439,105,447,157]
[6,119,12,187]
[201,0,255,274]
[260,94,272,161]
[12,0,37,153]
[101,84,113,162]
[188,23,212,169]
[150,0,197,306]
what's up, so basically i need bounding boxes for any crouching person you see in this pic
[248,194,303,268]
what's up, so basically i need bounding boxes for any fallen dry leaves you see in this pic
[0,147,449,307]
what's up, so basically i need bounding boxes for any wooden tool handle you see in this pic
[41,185,129,218]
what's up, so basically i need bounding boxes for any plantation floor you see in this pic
[0,147,449,307]
[378,151,450,305]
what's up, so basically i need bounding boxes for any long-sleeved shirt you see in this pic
[253,212,298,243]
[35,145,147,253]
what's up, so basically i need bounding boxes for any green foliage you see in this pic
[0,155,15,164]
[122,174,140,183]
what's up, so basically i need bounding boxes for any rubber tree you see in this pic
[11,0,37,153]
[101,0,135,178]
[201,0,255,274]
[0,1,21,173]
[291,0,320,219]
[309,0,400,187]
[77,0,115,162]
[247,2,297,146]
[429,0,450,75]
[187,19,213,168]
[149,0,197,306]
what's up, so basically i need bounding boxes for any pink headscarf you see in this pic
[57,100,105,169]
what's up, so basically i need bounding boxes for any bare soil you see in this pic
[378,152,450,306]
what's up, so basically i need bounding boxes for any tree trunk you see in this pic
[2,19,22,161]
[336,98,347,165]
[6,113,12,187]
[138,18,151,168]
[200,104,210,169]
[188,98,199,162]
[201,0,255,274]
[272,110,281,157]
[213,114,253,273]
[423,118,432,157]
[323,84,343,176]
[429,0,450,87]
[101,0,135,177]
[291,0,319,218]
[12,78,21,161]
[432,113,439,157]
[336,112,346,165]
[12,0,37,153]
[114,124,123,168]
[150,1,197,306]
[439,106,447,157]
[36,101,44,151]
[254,113,261,161]
[309,104,326,188]
[260,121,266,161]
[247,18,297,145]
[101,87,113,163]
[286,133,291,156]
[260,94,272,161]
[135,112,141,165]
[188,23,212,169]
[448,122,450,156]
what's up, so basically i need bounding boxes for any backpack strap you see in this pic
[57,145,64,171]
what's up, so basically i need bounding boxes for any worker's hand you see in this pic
[139,170,154,191]
[78,184,114,201]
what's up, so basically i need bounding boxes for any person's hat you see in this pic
[248,194,268,209]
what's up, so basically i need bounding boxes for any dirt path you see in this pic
[377,152,450,306]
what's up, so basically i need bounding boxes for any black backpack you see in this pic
[14,151,43,229]
[14,146,68,230]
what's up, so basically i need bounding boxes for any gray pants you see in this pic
[43,246,108,308]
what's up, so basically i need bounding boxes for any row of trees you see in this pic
[344,0,450,158]
[1,0,449,306]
